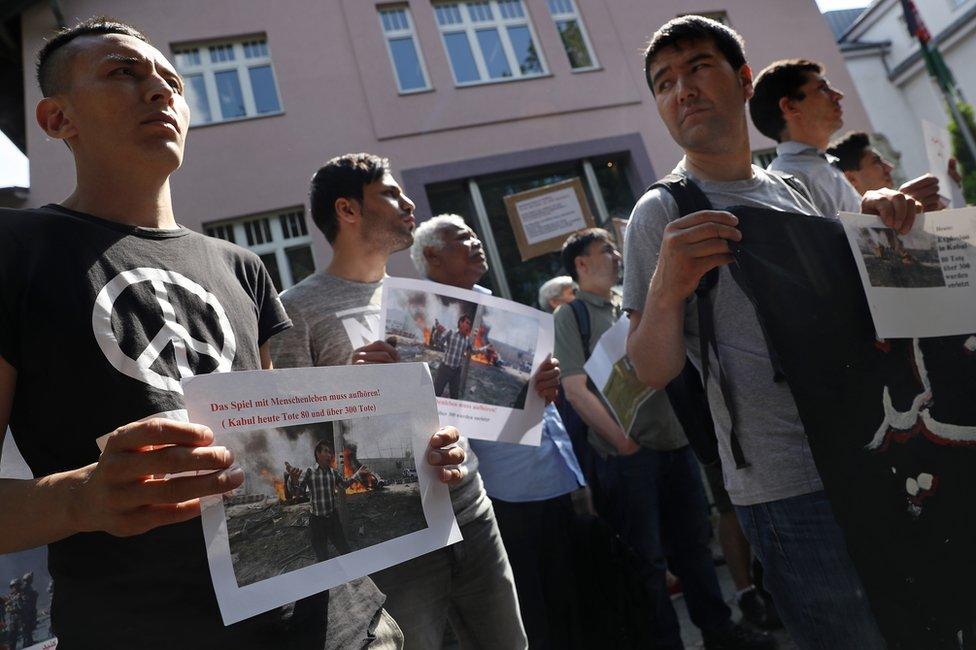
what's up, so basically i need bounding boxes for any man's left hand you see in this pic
[861,188,922,235]
[350,339,400,365]
[898,174,942,212]
[533,355,561,404]
[426,426,466,486]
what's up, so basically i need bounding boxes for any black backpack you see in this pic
[648,172,812,469]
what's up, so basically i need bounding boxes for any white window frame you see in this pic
[434,1,549,87]
[545,0,599,72]
[172,35,284,127]
[379,5,433,93]
[204,208,315,290]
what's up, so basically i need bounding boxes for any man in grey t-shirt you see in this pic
[269,153,527,650]
[623,16,921,649]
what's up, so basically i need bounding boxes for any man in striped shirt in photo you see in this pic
[433,314,490,400]
[296,440,366,561]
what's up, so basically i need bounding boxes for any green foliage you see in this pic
[947,101,976,204]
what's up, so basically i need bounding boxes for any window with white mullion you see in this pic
[378,5,432,93]
[233,44,260,118]
[435,0,545,85]
[546,0,597,71]
[172,35,282,127]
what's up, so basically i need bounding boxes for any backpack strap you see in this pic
[648,174,750,469]
[569,298,592,359]
[766,169,814,206]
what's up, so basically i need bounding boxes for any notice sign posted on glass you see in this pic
[504,178,596,261]
[840,207,976,339]
[183,363,460,625]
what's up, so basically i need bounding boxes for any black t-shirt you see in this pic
[0,205,294,647]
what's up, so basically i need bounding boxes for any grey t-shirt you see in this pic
[622,160,826,506]
[269,271,489,526]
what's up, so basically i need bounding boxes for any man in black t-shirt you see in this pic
[0,18,464,649]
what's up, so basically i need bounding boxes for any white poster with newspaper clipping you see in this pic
[840,208,976,338]
[182,363,460,625]
[379,277,553,446]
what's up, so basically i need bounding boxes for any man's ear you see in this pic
[843,169,861,189]
[36,97,77,143]
[739,64,754,101]
[778,95,798,120]
[334,197,360,228]
[574,255,586,279]
[423,245,440,269]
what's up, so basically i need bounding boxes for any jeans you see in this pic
[735,491,886,650]
[310,513,350,561]
[370,508,527,649]
[492,494,584,650]
[433,362,463,399]
[596,445,732,650]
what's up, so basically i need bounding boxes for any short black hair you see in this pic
[643,15,746,94]
[561,228,611,282]
[826,131,871,172]
[309,153,391,244]
[314,441,334,458]
[749,59,823,142]
[457,314,472,327]
[36,17,151,97]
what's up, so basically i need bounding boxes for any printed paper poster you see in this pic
[182,363,460,625]
[379,277,553,446]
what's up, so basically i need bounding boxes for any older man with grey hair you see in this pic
[411,214,587,649]
[538,276,576,313]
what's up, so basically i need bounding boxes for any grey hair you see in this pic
[410,213,471,276]
[538,276,575,312]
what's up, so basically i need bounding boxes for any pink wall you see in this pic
[19,0,871,277]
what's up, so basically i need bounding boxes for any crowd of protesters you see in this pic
[0,10,964,650]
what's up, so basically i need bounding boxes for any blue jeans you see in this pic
[735,491,886,650]
[596,445,732,650]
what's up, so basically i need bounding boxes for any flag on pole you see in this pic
[900,0,931,43]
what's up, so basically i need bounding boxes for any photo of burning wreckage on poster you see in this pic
[221,415,427,588]
[384,288,538,410]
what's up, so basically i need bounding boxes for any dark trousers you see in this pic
[309,512,351,562]
[596,445,732,650]
[433,362,462,399]
[491,493,584,650]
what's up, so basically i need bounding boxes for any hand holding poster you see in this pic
[840,207,976,338]
[182,363,460,625]
[379,277,553,446]
[583,315,655,436]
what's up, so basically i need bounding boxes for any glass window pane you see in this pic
[248,65,281,113]
[590,155,635,222]
[185,74,212,124]
[389,37,427,91]
[557,20,593,69]
[475,28,512,79]
[506,26,542,75]
[260,253,284,293]
[215,70,246,119]
[286,245,316,286]
[444,32,481,83]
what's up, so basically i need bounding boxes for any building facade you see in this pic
[13,0,871,305]
[836,0,976,179]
